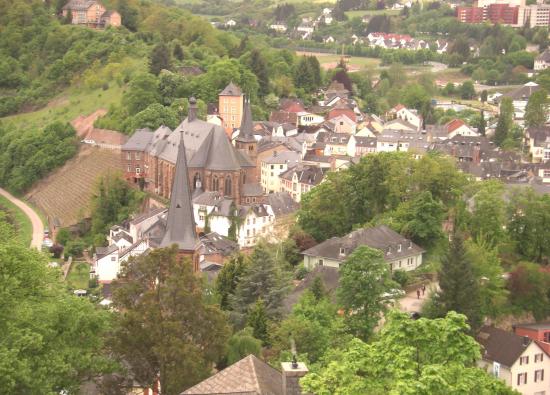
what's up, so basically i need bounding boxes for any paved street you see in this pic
[397,282,438,314]
[0,187,43,249]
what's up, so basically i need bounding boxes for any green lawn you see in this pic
[0,194,34,246]
[345,9,400,18]
[1,83,126,130]
[66,261,91,290]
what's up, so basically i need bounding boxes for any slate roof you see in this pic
[242,183,264,197]
[122,128,154,151]
[95,244,118,259]
[355,136,377,147]
[62,0,97,11]
[160,133,200,251]
[477,326,535,367]
[200,232,239,257]
[129,207,167,225]
[219,82,243,96]
[302,225,425,262]
[279,165,326,186]
[503,82,540,101]
[267,192,299,217]
[236,100,256,143]
[263,151,301,166]
[189,126,253,171]
[181,354,283,395]
[537,49,550,63]
[283,266,339,313]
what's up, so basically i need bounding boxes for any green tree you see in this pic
[507,188,550,262]
[247,49,269,97]
[215,253,247,310]
[478,109,486,135]
[480,90,488,102]
[111,246,230,395]
[432,232,482,331]
[225,328,262,365]
[524,88,548,128]
[117,0,139,31]
[310,276,326,301]
[337,246,397,341]
[508,262,550,321]
[247,299,269,344]
[129,103,179,132]
[460,81,476,100]
[232,243,290,318]
[0,242,114,393]
[173,43,184,61]
[150,43,172,76]
[122,73,160,115]
[494,97,513,146]
[470,180,506,247]
[301,311,517,395]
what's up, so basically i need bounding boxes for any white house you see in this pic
[302,225,425,272]
[390,104,422,130]
[477,326,550,395]
[269,23,288,33]
[445,119,479,138]
[535,49,550,71]
[260,151,301,193]
[225,19,237,28]
[323,36,335,44]
[297,112,325,126]
[502,82,542,120]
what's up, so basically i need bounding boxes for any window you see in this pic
[135,167,141,174]
[246,229,250,236]
[126,152,131,160]
[536,353,544,362]
[111,256,116,261]
[127,164,131,172]
[212,176,219,191]
[520,356,529,365]
[517,372,527,385]
[492,362,500,377]
[318,259,324,266]
[253,218,256,225]
[535,369,544,382]
[135,152,140,160]
[193,173,202,190]
[225,176,232,196]
[271,165,274,170]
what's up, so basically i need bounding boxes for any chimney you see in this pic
[188,96,198,122]
[281,359,308,395]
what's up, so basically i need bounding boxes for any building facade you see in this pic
[219,82,244,136]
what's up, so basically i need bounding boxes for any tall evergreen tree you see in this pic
[332,59,353,92]
[435,232,482,331]
[215,253,247,310]
[478,109,486,136]
[231,243,290,318]
[494,97,513,146]
[173,43,184,61]
[248,49,269,97]
[149,43,171,76]
[247,299,269,344]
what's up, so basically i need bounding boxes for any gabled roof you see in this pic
[503,82,540,101]
[189,127,252,171]
[181,354,283,394]
[95,244,118,259]
[123,128,154,151]
[267,192,299,217]
[537,49,550,63]
[62,0,98,11]
[219,82,243,97]
[160,132,199,251]
[477,326,541,367]
[445,118,467,133]
[302,225,425,262]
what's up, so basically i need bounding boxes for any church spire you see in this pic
[236,97,256,143]
[160,131,199,251]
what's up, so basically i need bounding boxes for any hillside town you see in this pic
[3,0,550,394]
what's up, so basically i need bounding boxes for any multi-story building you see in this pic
[279,164,327,202]
[260,151,301,194]
[62,0,121,28]
[219,82,244,136]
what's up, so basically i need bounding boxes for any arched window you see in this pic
[212,175,219,191]
[225,176,232,196]
[242,173,246,185]
[193,173,202,190]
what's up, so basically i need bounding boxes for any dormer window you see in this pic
[398,244,402,252]
[339,247,346,256]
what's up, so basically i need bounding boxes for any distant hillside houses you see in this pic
[62,0,121,28]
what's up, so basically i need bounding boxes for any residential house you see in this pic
[435,39,449,54]
[388,104,422,130]
[514,322,550,353]
[535,49,550,71]
[319,132,356,157]
[525,126,550,163]
[181,355,308,395]
[330,114,357,134]
[260,151,301,193]
[279,164,327,202]
[297,111,325,126]
[296,22,315,39]
[477,326,550,395]
[302,225,425,272]
[354,136,377,157]
[269,22,288,33]
[323,36,335,44]
[225,19,237,28]
[445,119,479,138]
[376,129,429,155]
[538,161,550,183]
[501,82,542,120]
[62,0,121,28]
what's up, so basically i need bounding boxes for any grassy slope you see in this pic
[0,194,34,246]
[66,261,90,289]
[1,84,125,130]
[345,9,400,18]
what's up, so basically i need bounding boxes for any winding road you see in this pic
[0,187,43,249]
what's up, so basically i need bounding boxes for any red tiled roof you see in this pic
[445,119,466,133]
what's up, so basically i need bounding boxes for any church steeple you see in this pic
[161,131,199,253]
[236,97,256,143]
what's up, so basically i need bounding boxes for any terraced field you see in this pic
[27,146,122,227]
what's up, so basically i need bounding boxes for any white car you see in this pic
[42,238,53,248]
